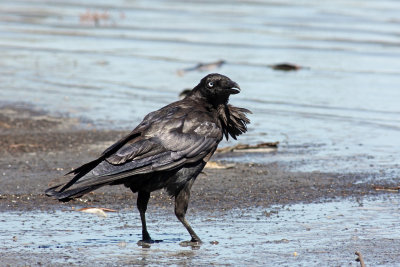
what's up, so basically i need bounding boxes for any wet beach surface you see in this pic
[1,0,400,266]
[1,195,399,266]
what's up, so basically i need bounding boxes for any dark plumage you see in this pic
[46,73,251,243]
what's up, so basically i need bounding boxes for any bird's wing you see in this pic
[95,108,221,180]
[56,105,222,192]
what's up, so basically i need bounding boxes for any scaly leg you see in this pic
[136,190,152,242]
[174,180,201,243]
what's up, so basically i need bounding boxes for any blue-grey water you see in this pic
[1,0,400,177]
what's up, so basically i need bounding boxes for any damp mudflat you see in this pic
[1,194,399,266]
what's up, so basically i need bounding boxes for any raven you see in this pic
[46,73,251,243]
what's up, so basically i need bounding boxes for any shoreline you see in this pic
[0,104,397,212]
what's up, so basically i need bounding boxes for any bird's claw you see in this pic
[137,239,163,247]
[179,240,202,248]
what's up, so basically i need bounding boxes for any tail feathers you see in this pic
[45,184,62,197]
[45,183,107,202]
[59,158,102,193]
[45,165,132,201]
[45,160,133,202]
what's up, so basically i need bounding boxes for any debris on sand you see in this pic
[76,207,118,217]
[177,60,225,76]
[205,161,235,169]
[373,185,400,193]
[269,63,303,71]
[216,142,279,154]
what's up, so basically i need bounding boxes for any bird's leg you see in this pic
[175,180,202,244]
[136,190,152,242]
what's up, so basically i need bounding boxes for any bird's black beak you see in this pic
[226,81,241,95]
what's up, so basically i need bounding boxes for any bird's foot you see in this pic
[179,239,202,248]
[137,239,163,247]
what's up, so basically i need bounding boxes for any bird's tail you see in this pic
[45,182,107,202]
[45,158,104,202]
[45,158,147,201]
[45,132,143,202]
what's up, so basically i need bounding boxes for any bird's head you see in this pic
[193,73,241,105]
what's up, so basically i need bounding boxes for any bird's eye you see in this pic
[207,82,214,88]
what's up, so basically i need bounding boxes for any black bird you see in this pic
[46,73,251,243]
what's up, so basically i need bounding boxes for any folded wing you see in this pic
[46,104,222,200]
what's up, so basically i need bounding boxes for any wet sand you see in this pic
[0,105,395,212]
[1,105,399,266]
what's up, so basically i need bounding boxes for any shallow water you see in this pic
[1,194,399,266]
[0,1,400,175]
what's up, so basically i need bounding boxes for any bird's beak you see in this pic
[227,81,241,94]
